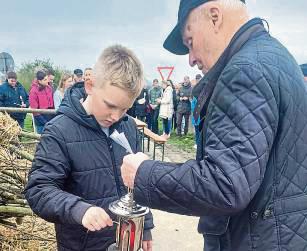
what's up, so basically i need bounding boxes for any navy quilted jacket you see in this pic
[133,18,307,251]
[0,81,29,120]
[25,83,154,251]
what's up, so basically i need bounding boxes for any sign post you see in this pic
[157,66,174,81]
[0,52,15,75]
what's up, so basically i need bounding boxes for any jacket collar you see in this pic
[193,18,267,122]
[58,82,128,133]
[5,81,21,89]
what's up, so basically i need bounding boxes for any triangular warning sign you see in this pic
[157,66,174,81]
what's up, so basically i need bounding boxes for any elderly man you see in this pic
[121,0,307,250]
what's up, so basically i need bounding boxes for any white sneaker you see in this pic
[193,144,197,149]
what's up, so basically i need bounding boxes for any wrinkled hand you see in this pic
[81,207,113,231]
[142,240,153,251]
[121,152,149,188]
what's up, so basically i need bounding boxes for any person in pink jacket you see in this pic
[29,71,54,133]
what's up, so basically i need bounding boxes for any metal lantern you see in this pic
[107,190,149,251]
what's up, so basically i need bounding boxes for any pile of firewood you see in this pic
[0,112,56,250]
[0,113,37,226]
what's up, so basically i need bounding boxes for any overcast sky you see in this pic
[0,0,306,82]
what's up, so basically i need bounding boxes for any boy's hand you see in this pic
[81,207,113,231]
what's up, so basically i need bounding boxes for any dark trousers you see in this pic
[177,112,190,135]
[162,118,171,135]
[146,111,151,129]
[150,108,160,134]
[172,112,177,130]
[34,114,54,134]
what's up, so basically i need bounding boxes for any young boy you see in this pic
[25,45,154,251]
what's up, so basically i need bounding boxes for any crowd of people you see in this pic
[1,63,307,142]
[1,1,307,250]
[1,64,306,139]
[0,67,93,133]
[126,74,204,147]
[0,64,207,148]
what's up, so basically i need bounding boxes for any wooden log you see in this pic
[0,191,17,200]
[0,205,33,216]
[1,170,26,185]
[5,199,28,206]
[0,185,22,197]
[0,218,17,228]
[20,131,41,140]
[0,175,22,188]
[8,146,34,161]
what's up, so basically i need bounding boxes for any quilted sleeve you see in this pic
[24,123,92,225]
[134,64,278,216]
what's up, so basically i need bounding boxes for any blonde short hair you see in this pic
[162,80,171,87]
[93,45,144,98]
[58,72,73,91]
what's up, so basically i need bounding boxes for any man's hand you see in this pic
[142,240,153,251]
[121,152,149,188]
[81,207,113,231]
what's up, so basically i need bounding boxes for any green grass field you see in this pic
[167,132,196,153]
[156,119,196,152]
[24,114,34,132]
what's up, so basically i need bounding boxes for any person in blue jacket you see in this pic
[0,71,29,128]
[191,74,202,149]
[120,1,307,251]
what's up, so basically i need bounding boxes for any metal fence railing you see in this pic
[0,107,57,134]
[0,107,56,115]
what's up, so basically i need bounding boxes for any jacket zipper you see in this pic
[106,136,122,197]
